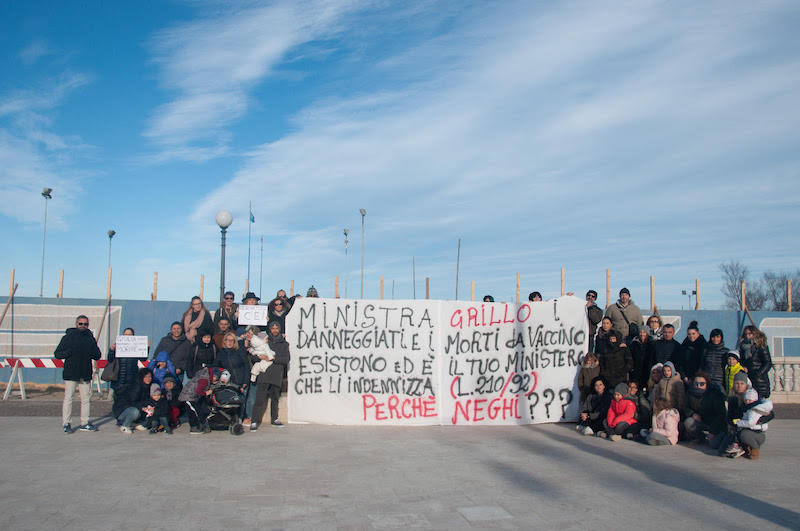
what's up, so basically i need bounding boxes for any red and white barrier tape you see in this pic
[0,358,147,369]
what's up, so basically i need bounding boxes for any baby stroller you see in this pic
[206,385,245,435]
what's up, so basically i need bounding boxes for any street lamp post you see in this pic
[39,187,53,297]
[359,209,366,299]
[343,228,349,298]
[216,211,233,303]
[107,229,116,352]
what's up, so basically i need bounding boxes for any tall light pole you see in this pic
[343,228,350,298]
[216,210,233,303]
[39,187,53,297]
[107,229,116,352]
[259,236,263,300]
[359,209,366,299]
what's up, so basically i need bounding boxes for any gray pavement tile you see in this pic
[456,505,514,522]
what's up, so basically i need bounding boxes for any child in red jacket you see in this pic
[603,383,638,441]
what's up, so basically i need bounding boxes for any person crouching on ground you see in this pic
[576,376,611,436]
[578,352,600,403]
[643,398,679,446]
[626,381,651,431]
[602,383,638,441]
[144,384,172,434]
[723,380,773,459]
[682,371,727,447]
[162,375,184,429]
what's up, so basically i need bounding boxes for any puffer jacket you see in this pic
[607,397,637,428]
[214,347,251,387]
[152,332,192,374]
[700,342,728,387]
[739,340,773,399]
[652,408,680,444]
[147,351,177,387]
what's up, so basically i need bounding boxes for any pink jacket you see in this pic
[652,408,680,445]
[607,398,637,428]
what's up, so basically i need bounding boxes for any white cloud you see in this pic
[171,1,799,307]
[143,0,360,162]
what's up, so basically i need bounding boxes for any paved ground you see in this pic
[1,416,798,530]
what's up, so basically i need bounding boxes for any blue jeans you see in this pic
[244,384,257,420]
[146,415,170,430]
[118,406,141,428]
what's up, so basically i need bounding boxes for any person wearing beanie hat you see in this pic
[723,375,774,459]
[604,287,644,341]
[144,384,171,434]
[679,321,707,381]
[603,382,638,441]
[162,373,184,428]
[700,328,727,388]
[724,351,746,396]
[651,361,685,413]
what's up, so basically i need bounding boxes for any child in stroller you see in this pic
[206,370,246,435]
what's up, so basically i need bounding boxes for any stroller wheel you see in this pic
[230,423,244,436]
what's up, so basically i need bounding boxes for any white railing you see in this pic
[770,359,800,403]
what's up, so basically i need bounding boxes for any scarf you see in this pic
[184,308,207,343]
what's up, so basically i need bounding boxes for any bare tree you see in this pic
[720,262,798,311]
[720,261,749,310]
[759,269,800,311]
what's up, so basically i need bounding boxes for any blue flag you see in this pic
[250,211,255,223]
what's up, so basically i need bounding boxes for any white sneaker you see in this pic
[610,434,622,442]
[120,426,133,434]
[582,426,594,436]
[135,424,148,431]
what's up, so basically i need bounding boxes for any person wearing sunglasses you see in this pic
[214,291,239,333]
[268,298,289,335]
[54,315,102,433]
[683,371,726,446]
[585,290,603,353]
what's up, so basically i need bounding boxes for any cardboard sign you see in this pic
[115,335,148,358]
[238,305,269,326]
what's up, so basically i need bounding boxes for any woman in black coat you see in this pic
[250,321,291,430]
[739,326,773,398]
[700,329,728,389]
[213,332,251,389]
[107,327,143,391]
[678,321,707,382]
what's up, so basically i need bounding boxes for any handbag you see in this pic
[101,358,119,382]
[617,303,639,339]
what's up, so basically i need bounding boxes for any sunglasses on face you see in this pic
[225,297,233,300]
[77,322,89,326]
[586,294,596,299]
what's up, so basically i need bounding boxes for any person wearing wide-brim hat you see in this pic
[241,292,260,304]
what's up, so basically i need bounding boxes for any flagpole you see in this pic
[247,201,252,288]
[259,236,263,300]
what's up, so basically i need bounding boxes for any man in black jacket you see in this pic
[648,323,682,371]
[54,315,102,433]
[585,290,603,353]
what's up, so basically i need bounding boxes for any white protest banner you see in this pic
[115,335,149,358]
[438,297,586,425]
[286,298,440,425]
[285,296,587,426]
[238,305,269,326]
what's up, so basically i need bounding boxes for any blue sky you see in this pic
[1,0,799,310]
